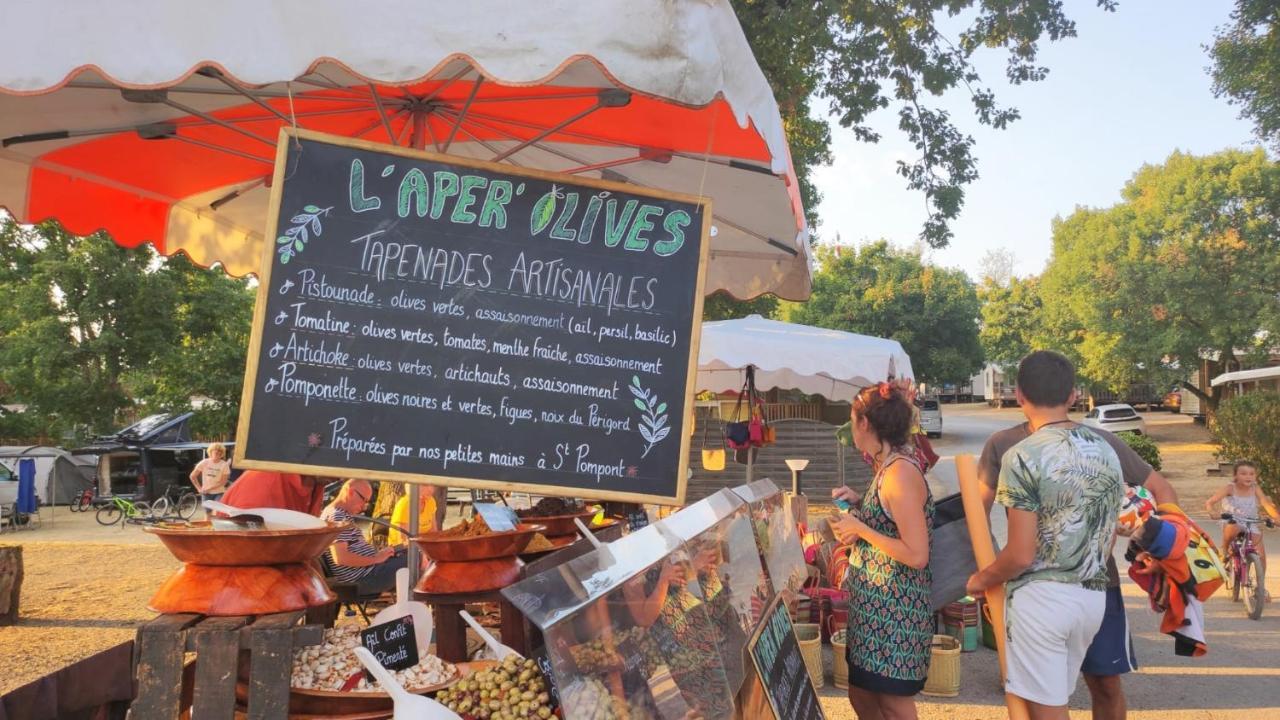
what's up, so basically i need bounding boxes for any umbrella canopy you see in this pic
[0,0,811,300]
[697,315,913,402]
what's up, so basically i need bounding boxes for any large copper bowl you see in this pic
[414,523,544,562]
[144,521,346,566]
[512,511,595,537]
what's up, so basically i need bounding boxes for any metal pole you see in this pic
[407,483,420,589]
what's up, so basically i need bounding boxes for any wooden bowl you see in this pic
[414,524,544,562]
[513,511,596,537]
[149,563,335,615]
[416,556,524,594]
[145,521,345,566]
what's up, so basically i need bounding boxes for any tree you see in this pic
[701,291,779,321]
[1213,392,1280,499]
[791,241,983,386]
[129,254,255,438]
[978,248,1017,288]
[0,220,177,435]
[733,0,1118,247]
[1209,1,1280,152]
[978,274,1044,370]
[1039,150,1280,412]
[0,219,255,439]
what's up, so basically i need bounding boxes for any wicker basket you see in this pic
[793,623,824,689]
[831,629,849,689]
[921,634,961,697]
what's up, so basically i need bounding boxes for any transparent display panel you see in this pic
[730,480,807,599]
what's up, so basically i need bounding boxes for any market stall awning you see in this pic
[697,315,913,402]
[1210,365,1280,387]
[0,0,812,300]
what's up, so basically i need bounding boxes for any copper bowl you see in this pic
[414,523,544,562]
[144,520,345,566]
[512,511,596,537]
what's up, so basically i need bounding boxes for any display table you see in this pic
[412,587,529,663]
[130,610,323,720]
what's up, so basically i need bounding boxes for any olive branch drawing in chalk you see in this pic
[276,205,332,264]
[629,375,670,458]
[530,185,563,236]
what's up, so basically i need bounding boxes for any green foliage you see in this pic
[979,275,1044,370]
[1038,150,1280,410]
[1117,430,1162,472]
[0,219,253,439]
[733,0,1117,247]
[1212,391,1280,499]
[701,291,779,321]
[790,241,983,385]
[1209,1,1280,152]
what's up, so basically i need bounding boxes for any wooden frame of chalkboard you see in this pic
[234,128,710,505]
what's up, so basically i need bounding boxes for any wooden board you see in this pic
[235,128,711,506]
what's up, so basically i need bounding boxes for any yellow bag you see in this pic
[701,447,726,471]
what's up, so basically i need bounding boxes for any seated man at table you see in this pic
[388,486,437,546]
[322,479,406,595]
[221,470,335,516]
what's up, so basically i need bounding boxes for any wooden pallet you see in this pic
[130,611,323,720]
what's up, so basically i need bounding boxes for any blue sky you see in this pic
[811,0,1259,281]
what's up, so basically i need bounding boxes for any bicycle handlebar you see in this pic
[1219,512,1275,528]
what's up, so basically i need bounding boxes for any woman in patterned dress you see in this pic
[831,382,935,720]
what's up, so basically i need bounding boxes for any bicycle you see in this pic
[156,484,201,520]
[1219,512,1274,621]
[69,486,95,513]
[95,494,164,527]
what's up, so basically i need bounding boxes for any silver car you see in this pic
[1083,403,1146,435]
[918,397,943,438]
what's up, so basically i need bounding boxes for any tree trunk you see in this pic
[0,545,22,625]
[369,482,405,546]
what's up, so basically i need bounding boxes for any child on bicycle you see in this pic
[1205,461,1280,601]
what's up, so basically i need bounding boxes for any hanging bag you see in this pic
[699,411,726,471]
[724,377,753,450]
[761,401,776,445]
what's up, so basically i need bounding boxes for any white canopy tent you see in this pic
[697,315,914,402]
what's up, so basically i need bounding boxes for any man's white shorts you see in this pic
[1005,581,1106,706]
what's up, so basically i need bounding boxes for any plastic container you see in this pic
[921,634,961,697]
[793,623,824,689]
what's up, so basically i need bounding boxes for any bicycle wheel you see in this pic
[141,499,165,520]
[75,494,92,512]
[176,492,200,520]
[1244,553,1265,620]
[96,503,122,526]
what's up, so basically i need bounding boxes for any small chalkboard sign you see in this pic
[748,596,825,720]
[532,648,561,708]
[625,509,650,532]
[361,615,419,672]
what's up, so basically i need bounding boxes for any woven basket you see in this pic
[794,623,824,689]
[921,634,961,697]
[831,629,848,689]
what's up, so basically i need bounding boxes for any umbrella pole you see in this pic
[407,483,420,589]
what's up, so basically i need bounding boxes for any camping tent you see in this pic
[0,446,97,506]
[697,315,914,402]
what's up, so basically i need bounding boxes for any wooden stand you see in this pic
[414,587,528,663]
[0,545,21,626]
[131,611,322,720]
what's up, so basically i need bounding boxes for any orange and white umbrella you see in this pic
[0,0,811,300]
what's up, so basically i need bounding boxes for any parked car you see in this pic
[917,397,943,438]
[72,412,237,503]
[1083,404,1146,435]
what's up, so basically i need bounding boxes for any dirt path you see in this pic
[817,411,1280,719]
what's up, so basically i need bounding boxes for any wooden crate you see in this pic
[130,611,323,720]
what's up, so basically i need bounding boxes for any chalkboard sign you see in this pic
[361,615,419,672]
[236,129,710,504]
[749,596,826,720]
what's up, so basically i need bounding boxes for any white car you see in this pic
[917,397,942,438]
[1083,404,1146,435]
